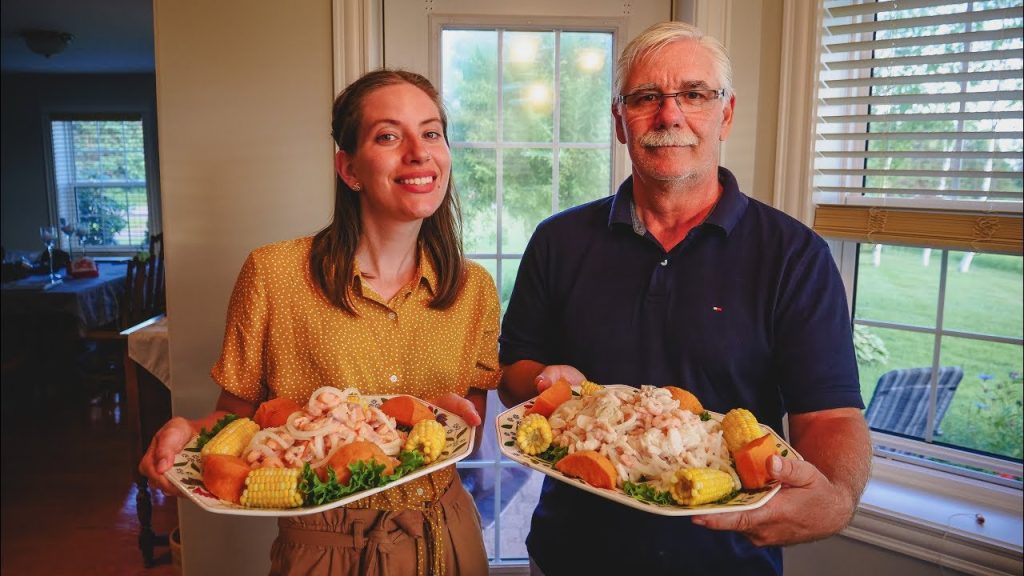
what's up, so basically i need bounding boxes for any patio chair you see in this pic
[864,366,964,438]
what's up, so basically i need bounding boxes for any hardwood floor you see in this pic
[1,376,178,576]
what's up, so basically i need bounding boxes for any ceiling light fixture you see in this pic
[20,29,74,58]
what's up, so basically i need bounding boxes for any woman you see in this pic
[139,70,498,576]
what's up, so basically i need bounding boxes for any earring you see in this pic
[351,183,362,191]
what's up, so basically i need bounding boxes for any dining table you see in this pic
[1,260,130,390]
[1,260,129,335]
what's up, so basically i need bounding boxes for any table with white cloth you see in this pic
[122,315,172,568]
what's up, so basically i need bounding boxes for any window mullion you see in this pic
[552,30,561,215]
[927,250,951,443]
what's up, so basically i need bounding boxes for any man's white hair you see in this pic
[614,21,734,99]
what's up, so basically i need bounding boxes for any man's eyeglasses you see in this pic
[616,89,727,114]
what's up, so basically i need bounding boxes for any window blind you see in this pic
[813,0,1024,254]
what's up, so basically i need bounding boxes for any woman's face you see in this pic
[336,83,451,226]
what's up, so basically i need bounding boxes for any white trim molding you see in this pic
[845,458,1024,576]
[332,0,383,95]
[772,0,819,225]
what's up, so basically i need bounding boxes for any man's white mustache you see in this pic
[639,130,699,147]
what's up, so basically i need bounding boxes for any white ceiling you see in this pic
[1,0,154,74]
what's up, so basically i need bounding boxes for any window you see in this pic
[441,26,616,562]
[48,115,157,253]
[813,0,1022,483]
[442,28,615,308]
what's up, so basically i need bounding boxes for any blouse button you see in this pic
[387,312,397,321]
[660,259,669,266]
[389,374,399,383]
[416,487,424,496]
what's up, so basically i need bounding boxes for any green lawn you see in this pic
[855,245,1023,460]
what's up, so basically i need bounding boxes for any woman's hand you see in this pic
[138,417,194,496]
[534,364,586,392]
[429,392,482,426]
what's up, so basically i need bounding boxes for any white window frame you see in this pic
[41,106,162,256]
[775,2,1024,573]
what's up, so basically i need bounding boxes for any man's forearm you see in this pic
[789,408,873,513]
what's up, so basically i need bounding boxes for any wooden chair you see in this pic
[144,233,165,318]
[121,234,166,329]
[80,234,167,399]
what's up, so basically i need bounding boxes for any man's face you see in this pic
[613,39,735,188]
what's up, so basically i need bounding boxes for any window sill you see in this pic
[843,457,1023,576]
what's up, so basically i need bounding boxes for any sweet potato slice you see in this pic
[663,386,704,415]
[733,433,778,489]
[319,441,398,484]
[202,454,252,504]
[379,395,435,428]
[253,397,303,429]
[525,379,573,418]
[555,450,618,489]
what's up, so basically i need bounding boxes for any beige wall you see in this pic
[153,0,334,573]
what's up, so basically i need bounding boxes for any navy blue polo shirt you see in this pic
[499,167,862,576]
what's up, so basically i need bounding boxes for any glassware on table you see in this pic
[39,225,62,285]
[76,225,90,257]
[60,220,77,260]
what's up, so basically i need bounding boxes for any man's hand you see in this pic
[138,416,195,496]
[429,392,482,427]
[692,408,871,546]
[534,364,586,392]
[691,455,852,546]
[498,360,587,407]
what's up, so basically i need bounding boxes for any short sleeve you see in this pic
[472,272,502,391]
[210,253,270,403]
[774,238,864,414]
[499,226,555,366]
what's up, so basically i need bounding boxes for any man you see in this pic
[498,21,872,575]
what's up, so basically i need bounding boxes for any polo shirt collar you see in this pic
[607,167,748,237]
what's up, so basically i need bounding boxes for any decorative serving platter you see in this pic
[496,385,802,516]
[166,395,474,517]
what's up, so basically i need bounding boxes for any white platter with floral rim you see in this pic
[495,384,802,516]
[166,395,475,517]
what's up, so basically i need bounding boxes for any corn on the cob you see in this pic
[516,413,553,455]
[200,417,260,458]
[239,467,304,508]
[669,468,736,506]
[404,419,446,463]
[347,394,369,407]
[579,380,602,397]
[721,408,766,453]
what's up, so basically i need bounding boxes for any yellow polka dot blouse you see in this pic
[211,236,501,404]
